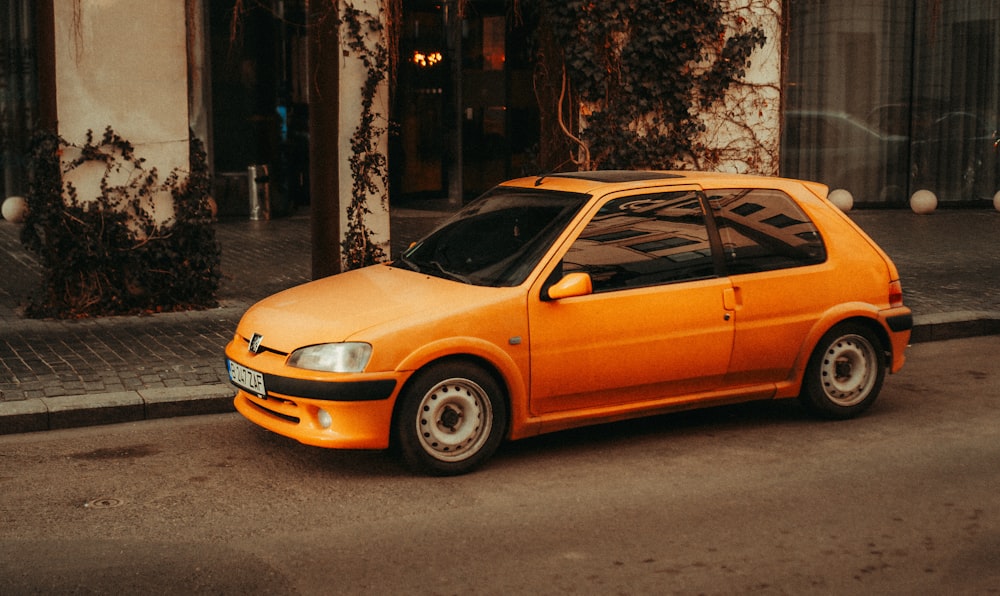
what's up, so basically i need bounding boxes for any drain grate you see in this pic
[84,498,123,509]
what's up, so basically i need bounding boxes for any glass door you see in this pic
[394,1,539,202]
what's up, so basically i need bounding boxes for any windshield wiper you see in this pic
[394,255,421,273]
[394,256,470,284]
[428,260,471,284]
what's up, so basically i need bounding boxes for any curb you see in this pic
[1,314,998,437]
[909,311,1000,344]
[0,385,235,435]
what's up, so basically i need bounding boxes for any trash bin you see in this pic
[248,164,271,221]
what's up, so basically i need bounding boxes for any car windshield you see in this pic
[396,186,589,287]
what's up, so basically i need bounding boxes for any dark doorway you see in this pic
[208,0,309,216]
[393,1,539,202]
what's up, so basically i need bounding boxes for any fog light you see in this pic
[317,409,332,429]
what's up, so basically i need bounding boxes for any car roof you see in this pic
[502,170,829,198]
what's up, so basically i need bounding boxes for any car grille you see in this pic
[247,397,300,424]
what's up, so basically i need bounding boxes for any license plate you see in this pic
[227,359,266,396]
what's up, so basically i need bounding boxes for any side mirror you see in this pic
[543,272,593,301]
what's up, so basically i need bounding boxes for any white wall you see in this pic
[698,0,783,175]
[52,0,190,221]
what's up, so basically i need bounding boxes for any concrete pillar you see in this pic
[337,0,391,266]
[51,0,190,222]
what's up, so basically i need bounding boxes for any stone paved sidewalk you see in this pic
[0,207,446,404]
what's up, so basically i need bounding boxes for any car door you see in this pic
[527,189,735,416]
[704,187,830,387]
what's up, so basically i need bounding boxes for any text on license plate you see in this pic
[228,360,266,396]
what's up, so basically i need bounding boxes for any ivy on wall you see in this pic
[20,127,220,318]
[341,2,389,270]
[535,0,767,171]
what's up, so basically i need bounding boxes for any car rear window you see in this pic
[706,188,827,274]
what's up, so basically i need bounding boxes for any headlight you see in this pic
[287,343,372,373]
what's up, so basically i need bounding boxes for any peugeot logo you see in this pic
[248,333,264,354]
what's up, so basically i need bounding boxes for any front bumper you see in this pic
[233,389,399,450]
[226,340,407,450]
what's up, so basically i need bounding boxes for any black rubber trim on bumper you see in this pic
[262,374,397,402]
[246,397,300,423]
[887,312,914,332]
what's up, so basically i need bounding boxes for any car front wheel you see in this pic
[799,323,886,419]
[394,361,507,476]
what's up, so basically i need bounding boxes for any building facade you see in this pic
[1,0,998,229]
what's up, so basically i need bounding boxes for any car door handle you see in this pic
[723,287,740,311]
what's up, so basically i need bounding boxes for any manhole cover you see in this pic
[84,498,124,509]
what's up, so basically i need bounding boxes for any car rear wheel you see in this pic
[394,361,507,476]
[799,323,886,419]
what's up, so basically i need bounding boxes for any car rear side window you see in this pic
[707,188,827,275]
[563,191,717,292]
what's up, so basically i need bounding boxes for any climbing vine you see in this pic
[340,2,390,269]
[534,0,770,172]
[20,127,220,318]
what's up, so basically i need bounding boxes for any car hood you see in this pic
[235,264,507,354]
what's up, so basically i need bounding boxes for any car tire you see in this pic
[799,323,886,420]
[394,361,507,476]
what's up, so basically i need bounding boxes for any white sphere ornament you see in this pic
[2,196,28,223]
[828,189,854,212]
[993,190,1000,212]
[909,189,937,215]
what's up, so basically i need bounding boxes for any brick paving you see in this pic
[849,209,1000,317]
[0,202,998,420]
[0,206,448,404]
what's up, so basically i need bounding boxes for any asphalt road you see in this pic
[1,336,998,595]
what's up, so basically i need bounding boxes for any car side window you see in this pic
[562,191,717,293]
[707,188,827,275]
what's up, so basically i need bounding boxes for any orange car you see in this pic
[225,171,912,475]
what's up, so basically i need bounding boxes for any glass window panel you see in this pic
[0,1,39,198]
[909,2,1000,202]
[782,0,914,205]
[708,189,826,275]
[783,1,1000,205]
[563,192,716,292]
